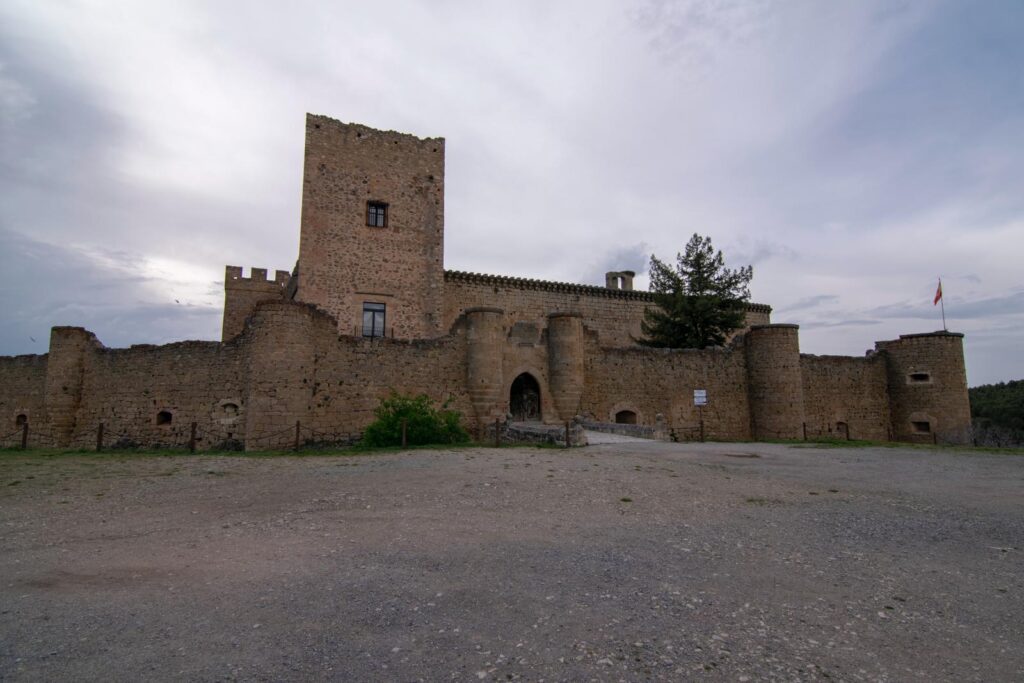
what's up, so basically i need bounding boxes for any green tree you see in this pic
[361,392,469,447]
[639,233,753,349]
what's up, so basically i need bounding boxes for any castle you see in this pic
[0,114,972,450]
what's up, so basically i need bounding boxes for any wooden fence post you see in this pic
[494,418,500,448]
[21,422,28,450]
[401,418,408,448]
[96,422,104,452]
[564,421,570,448]
[189,422,197,453]
[294,421,301,451]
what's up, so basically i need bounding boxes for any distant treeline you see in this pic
[969,379,1024,447]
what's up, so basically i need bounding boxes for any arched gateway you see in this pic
[510,373,541,422]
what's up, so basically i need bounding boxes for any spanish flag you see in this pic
[933,279,943,305]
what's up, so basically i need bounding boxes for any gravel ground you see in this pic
[1,441,1022,681]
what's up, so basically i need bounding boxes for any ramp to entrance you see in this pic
[584,430,652,445]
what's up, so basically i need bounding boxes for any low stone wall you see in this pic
[580,420,669,441]
[484,420,588,447]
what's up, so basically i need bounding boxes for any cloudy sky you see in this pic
[1,0,1021,385]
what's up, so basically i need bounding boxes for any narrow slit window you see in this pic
[362,302,386,338]
[909,372,931,383]
[366,201,388,227]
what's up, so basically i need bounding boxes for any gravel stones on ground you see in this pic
[1,442,1022,681]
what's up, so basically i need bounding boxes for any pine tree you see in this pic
[639,233,753,349]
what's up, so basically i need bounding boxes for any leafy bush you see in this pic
[361,392,469,447]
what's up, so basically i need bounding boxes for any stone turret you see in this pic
[745,324,804,440]
[875,331,971,444]
[44,327,99,447]
[465,307,505,424]
[222,266,290,341]
[547,312,584,421]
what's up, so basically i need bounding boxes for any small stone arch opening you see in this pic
[222,402,239,416]
[15,413,28,427]
[156,410,173,426]
[510,373,541,422]
[836,421,849,439]
[615,410,638,425]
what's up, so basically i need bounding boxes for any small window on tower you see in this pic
[362,302,386,338]
[366,201,388,227]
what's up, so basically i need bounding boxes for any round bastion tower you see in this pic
[547,312,584,422]
[745,324,805,440]
[875,331,971,444]
[465,307,505,424]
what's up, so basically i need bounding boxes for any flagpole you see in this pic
[939,277,947,331]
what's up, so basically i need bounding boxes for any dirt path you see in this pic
[1,442,1021,681]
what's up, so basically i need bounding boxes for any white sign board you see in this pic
[693,389,708,406]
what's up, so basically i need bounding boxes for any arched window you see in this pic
[615,410,637,425]
[509,373,541,421]
[15,414,28,427]
[156,410,173,426]
[222,402,239,416]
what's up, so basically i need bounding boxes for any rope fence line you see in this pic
[2,418,976,452]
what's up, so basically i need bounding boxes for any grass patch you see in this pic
[0,440,509,462]
[619,497,633,503]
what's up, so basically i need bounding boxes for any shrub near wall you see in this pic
[361,393,469,447]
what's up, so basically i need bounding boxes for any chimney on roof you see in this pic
[605,270,635,291]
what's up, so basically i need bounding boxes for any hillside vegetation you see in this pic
[970,379,1024,446]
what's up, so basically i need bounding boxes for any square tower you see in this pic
[296,114,445,339]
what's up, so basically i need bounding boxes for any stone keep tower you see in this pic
[296,114,446,339]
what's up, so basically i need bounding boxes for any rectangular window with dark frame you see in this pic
[366,201,388,227]
[362,302,386,337]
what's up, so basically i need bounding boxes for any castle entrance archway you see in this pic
[510,373,541,422]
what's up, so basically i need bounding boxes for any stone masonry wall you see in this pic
[444,271,771,347]
[580,335,753,441]
[800,354,891,441]
[297,114,445,339]
[239,301,469,449]
[0,354,47,446]
[66,339,251,450]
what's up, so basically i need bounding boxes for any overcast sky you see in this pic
[1,0,1022,386]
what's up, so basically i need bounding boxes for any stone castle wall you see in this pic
[444,270,772,346]
[0,353,48,440]
[0,306,973,449]
[800,353,891,441]
[581,341,752,440]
